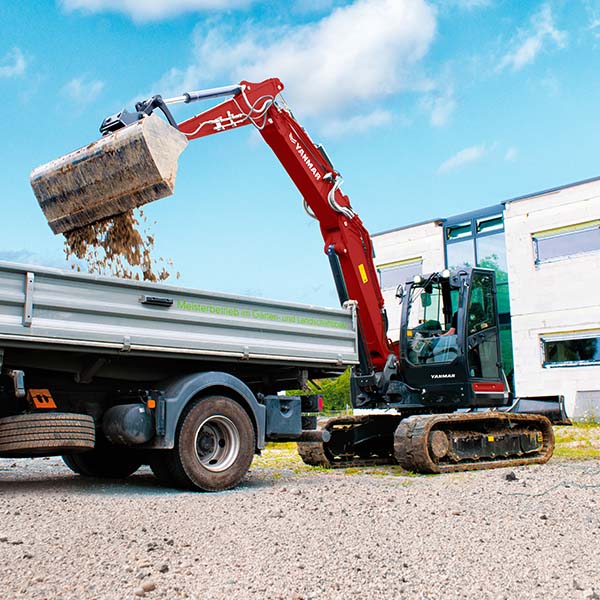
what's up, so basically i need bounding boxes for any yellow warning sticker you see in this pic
[358,264,368,284]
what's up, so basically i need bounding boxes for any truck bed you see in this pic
[0,262,358,386]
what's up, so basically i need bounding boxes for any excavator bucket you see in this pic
[30,114,188,235]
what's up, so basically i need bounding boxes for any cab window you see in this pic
[406,282,457,365]
[467,271,499,378]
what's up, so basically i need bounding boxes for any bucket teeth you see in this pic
[30,114,188,235]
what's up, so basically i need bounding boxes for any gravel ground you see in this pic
[0,454,599,600]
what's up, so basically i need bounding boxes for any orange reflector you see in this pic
[27,389,57,409]
[147,399,156,409]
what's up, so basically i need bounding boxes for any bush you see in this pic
[287,368,352,413]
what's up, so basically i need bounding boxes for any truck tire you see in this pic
[62,446,142,479]
[150,395,255,492]
[0,413,95,457]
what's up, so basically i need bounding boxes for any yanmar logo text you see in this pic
[289,133,321,181]
[431,373,456,379]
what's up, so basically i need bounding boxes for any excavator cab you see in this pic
[398,268,509,410]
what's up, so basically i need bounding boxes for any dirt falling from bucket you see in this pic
[64,210,179,282]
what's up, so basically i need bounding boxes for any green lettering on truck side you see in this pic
[176,300,347,329]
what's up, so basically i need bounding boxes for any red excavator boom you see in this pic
[178,78,391,372]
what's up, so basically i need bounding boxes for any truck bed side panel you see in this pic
[0,262,358,368]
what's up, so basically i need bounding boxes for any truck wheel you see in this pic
[0,413,95,457]
[62,446,142,478]
[153,396,255,492]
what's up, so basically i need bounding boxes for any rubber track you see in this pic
[298,412,554,474]
[297,415,396,469]
[393,412,555,474]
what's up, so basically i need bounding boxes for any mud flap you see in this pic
[30,114,188,234]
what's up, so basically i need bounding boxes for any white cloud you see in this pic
[504,147,518,162]
[499,4,567,71]
[439,0,492,9]
[422,87,456,126]
[321,109,393,137]
[438,144,487,173]
[583,2,600,18]
[61,0,252,21]
[152,0,436,119]
[583,0,600,36]
[0,47,26,78]
[61,76,105,105]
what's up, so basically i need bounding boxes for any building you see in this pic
[373,176,600,420]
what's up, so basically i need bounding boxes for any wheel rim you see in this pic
[194,415,240,472]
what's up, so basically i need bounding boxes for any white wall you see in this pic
[504,179,600,418]
[373,221,445,339]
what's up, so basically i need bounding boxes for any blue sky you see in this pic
[1,0,600,306]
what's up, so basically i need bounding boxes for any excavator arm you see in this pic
[177,79,392,373]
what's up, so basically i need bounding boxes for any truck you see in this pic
[16,77,569,491]
[0,260,355,490]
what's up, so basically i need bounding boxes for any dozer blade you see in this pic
[30,114,188,235]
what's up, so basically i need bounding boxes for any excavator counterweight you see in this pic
[30,114,188,234]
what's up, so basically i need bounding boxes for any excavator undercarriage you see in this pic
[298,412,554,473]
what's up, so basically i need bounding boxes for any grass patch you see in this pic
[554,424,600,460]
[554,446,600,460]
[251,442,326,475]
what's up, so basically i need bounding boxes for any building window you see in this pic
[446,240,475,271]
[446,220,472,240]
[533,220,600,264]
[476,232,509,314]
[444,209,510,314]
[378,258,423,291]
[445,209,513,375]
[542,332,600,368]
[444,210,506,274]
[477,215,503,235]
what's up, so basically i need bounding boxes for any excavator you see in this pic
[30,77,565,473]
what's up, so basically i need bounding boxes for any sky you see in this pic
[1,0,600,307]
